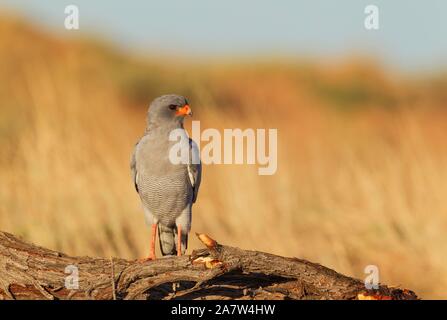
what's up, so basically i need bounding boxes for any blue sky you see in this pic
[1,0,446,71]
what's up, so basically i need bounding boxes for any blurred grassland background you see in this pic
[1,15,447,298]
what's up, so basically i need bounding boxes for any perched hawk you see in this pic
[131,94,201,260]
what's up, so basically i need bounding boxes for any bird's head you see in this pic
[147,94,192,129]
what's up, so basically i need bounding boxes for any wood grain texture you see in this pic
[0,231,417,300]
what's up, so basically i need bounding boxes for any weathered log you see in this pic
[0,231,417,300]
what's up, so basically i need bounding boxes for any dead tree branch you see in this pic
[0,231,417,300]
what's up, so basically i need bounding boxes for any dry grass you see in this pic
[1,16,447,298]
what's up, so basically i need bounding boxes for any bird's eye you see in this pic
[168,104,177,110]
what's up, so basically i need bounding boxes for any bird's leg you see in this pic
[138,223,157,262]
[177,225,182,256]
[149,223,157,260]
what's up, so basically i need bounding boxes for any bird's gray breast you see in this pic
[135,133,193,226]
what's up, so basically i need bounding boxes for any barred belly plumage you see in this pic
[138,168,193,227]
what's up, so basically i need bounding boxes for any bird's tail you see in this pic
[158,224,176,256]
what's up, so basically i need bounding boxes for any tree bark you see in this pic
[0,231,417,300]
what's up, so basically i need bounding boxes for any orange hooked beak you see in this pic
[176,104,192,116]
